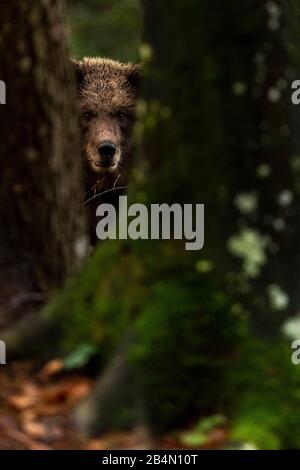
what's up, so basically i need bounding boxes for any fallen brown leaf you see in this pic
[8,395,38,411]
[39,359,64,381]
[21,419,48,440]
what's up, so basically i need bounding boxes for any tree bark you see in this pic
[0,0,87,327]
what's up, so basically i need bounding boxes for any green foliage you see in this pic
[67,0,142,61]
[45,239,146,357]
[231,340,300,449]
[178,414,226,447]
[64,343,97,369]
[131,273,245,431]
[46,237,246,431]
[47,237,300,445]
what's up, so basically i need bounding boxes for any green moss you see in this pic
[45,239,146,355]
[231,341,300,449]
[46,237,246,430]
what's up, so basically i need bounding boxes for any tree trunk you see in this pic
[0,0,87,328]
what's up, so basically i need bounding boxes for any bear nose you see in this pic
[98,141,116,165]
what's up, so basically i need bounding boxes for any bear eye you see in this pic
[83,110,94,121]
[116,111,126,121]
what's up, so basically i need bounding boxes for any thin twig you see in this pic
[83,185,128,206]
[85,178,103,196]
[113,174,120,190]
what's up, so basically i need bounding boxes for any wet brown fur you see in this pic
[72,57,140,242]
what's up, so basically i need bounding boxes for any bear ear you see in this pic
[126,64,142,91]
[71,59,84,88]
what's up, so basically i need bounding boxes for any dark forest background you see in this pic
[1,0,300,450]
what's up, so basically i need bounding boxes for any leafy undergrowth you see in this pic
[0,361,231,450]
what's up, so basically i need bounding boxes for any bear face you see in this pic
[73,58,140,178]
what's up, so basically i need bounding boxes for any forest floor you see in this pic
[0,360,230,450]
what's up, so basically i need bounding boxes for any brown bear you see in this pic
[72,57,141,243]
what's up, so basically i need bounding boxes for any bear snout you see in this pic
[98,141,117,167]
